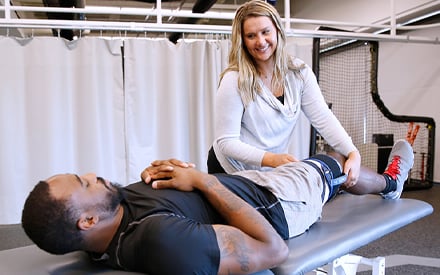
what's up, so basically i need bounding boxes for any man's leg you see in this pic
[328,139,414,199]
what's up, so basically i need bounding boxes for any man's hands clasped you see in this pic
[141,159,199,191]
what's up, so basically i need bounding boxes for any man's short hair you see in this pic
[22,180,84,254]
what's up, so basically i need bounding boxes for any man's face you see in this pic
[47,173,124,220]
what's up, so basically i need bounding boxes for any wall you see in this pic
[292,0,437,30]
[378,26,440,182]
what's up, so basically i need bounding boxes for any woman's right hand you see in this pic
[262,152,298,168]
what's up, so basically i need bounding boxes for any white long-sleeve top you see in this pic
[213,57,357,174]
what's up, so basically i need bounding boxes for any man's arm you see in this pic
[142,161,288,274]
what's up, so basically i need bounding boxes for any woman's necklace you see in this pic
[260,72,272,88]
[260,73,283,97]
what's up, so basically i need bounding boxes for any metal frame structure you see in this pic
[310,33,436,189]
[1,0,440,43]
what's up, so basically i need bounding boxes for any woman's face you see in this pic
[242,16,277,64]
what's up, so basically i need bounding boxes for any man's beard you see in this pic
[97,181,125,218]
[107,182,125,212]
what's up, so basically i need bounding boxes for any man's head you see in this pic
[22,173,124,254]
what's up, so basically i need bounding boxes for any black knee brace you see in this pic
[304,154,347,201]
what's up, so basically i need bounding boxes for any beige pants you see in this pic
[233,161,324,238]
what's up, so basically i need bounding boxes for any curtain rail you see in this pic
[0,1,439,44]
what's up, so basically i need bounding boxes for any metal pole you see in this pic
[4,0,10,20]
[157,0,162,24]
[284,0,290,32]
[390,0,396,36]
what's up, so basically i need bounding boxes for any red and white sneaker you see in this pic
[381,139,414,200]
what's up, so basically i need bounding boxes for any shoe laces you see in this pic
[384,156,401,180]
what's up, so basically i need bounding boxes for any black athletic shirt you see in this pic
[94,174,287,275]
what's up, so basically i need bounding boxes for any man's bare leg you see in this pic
[327,151,386,195]
[327,139,415,199]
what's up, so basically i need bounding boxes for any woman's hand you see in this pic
[342,150,361,188]
[262,152,298,168]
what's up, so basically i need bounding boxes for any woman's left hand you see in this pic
[262,152,298,168]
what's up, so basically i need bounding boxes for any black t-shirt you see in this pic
[96,174,287,275]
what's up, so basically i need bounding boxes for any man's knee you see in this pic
[326,151,346,169]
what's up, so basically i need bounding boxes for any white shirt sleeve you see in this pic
[213,72,267,171]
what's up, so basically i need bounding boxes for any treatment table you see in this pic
[0,192,433,275]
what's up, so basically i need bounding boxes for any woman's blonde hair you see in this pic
[220,0,299,106]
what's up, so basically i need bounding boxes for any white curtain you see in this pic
[0,36,311,224]
[0,37,125,224]
[123,38,230,181]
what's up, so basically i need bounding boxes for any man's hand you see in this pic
[141,159,195,183]
[154,166,208,191]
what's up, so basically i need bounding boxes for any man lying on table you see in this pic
[21,140,413,275]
